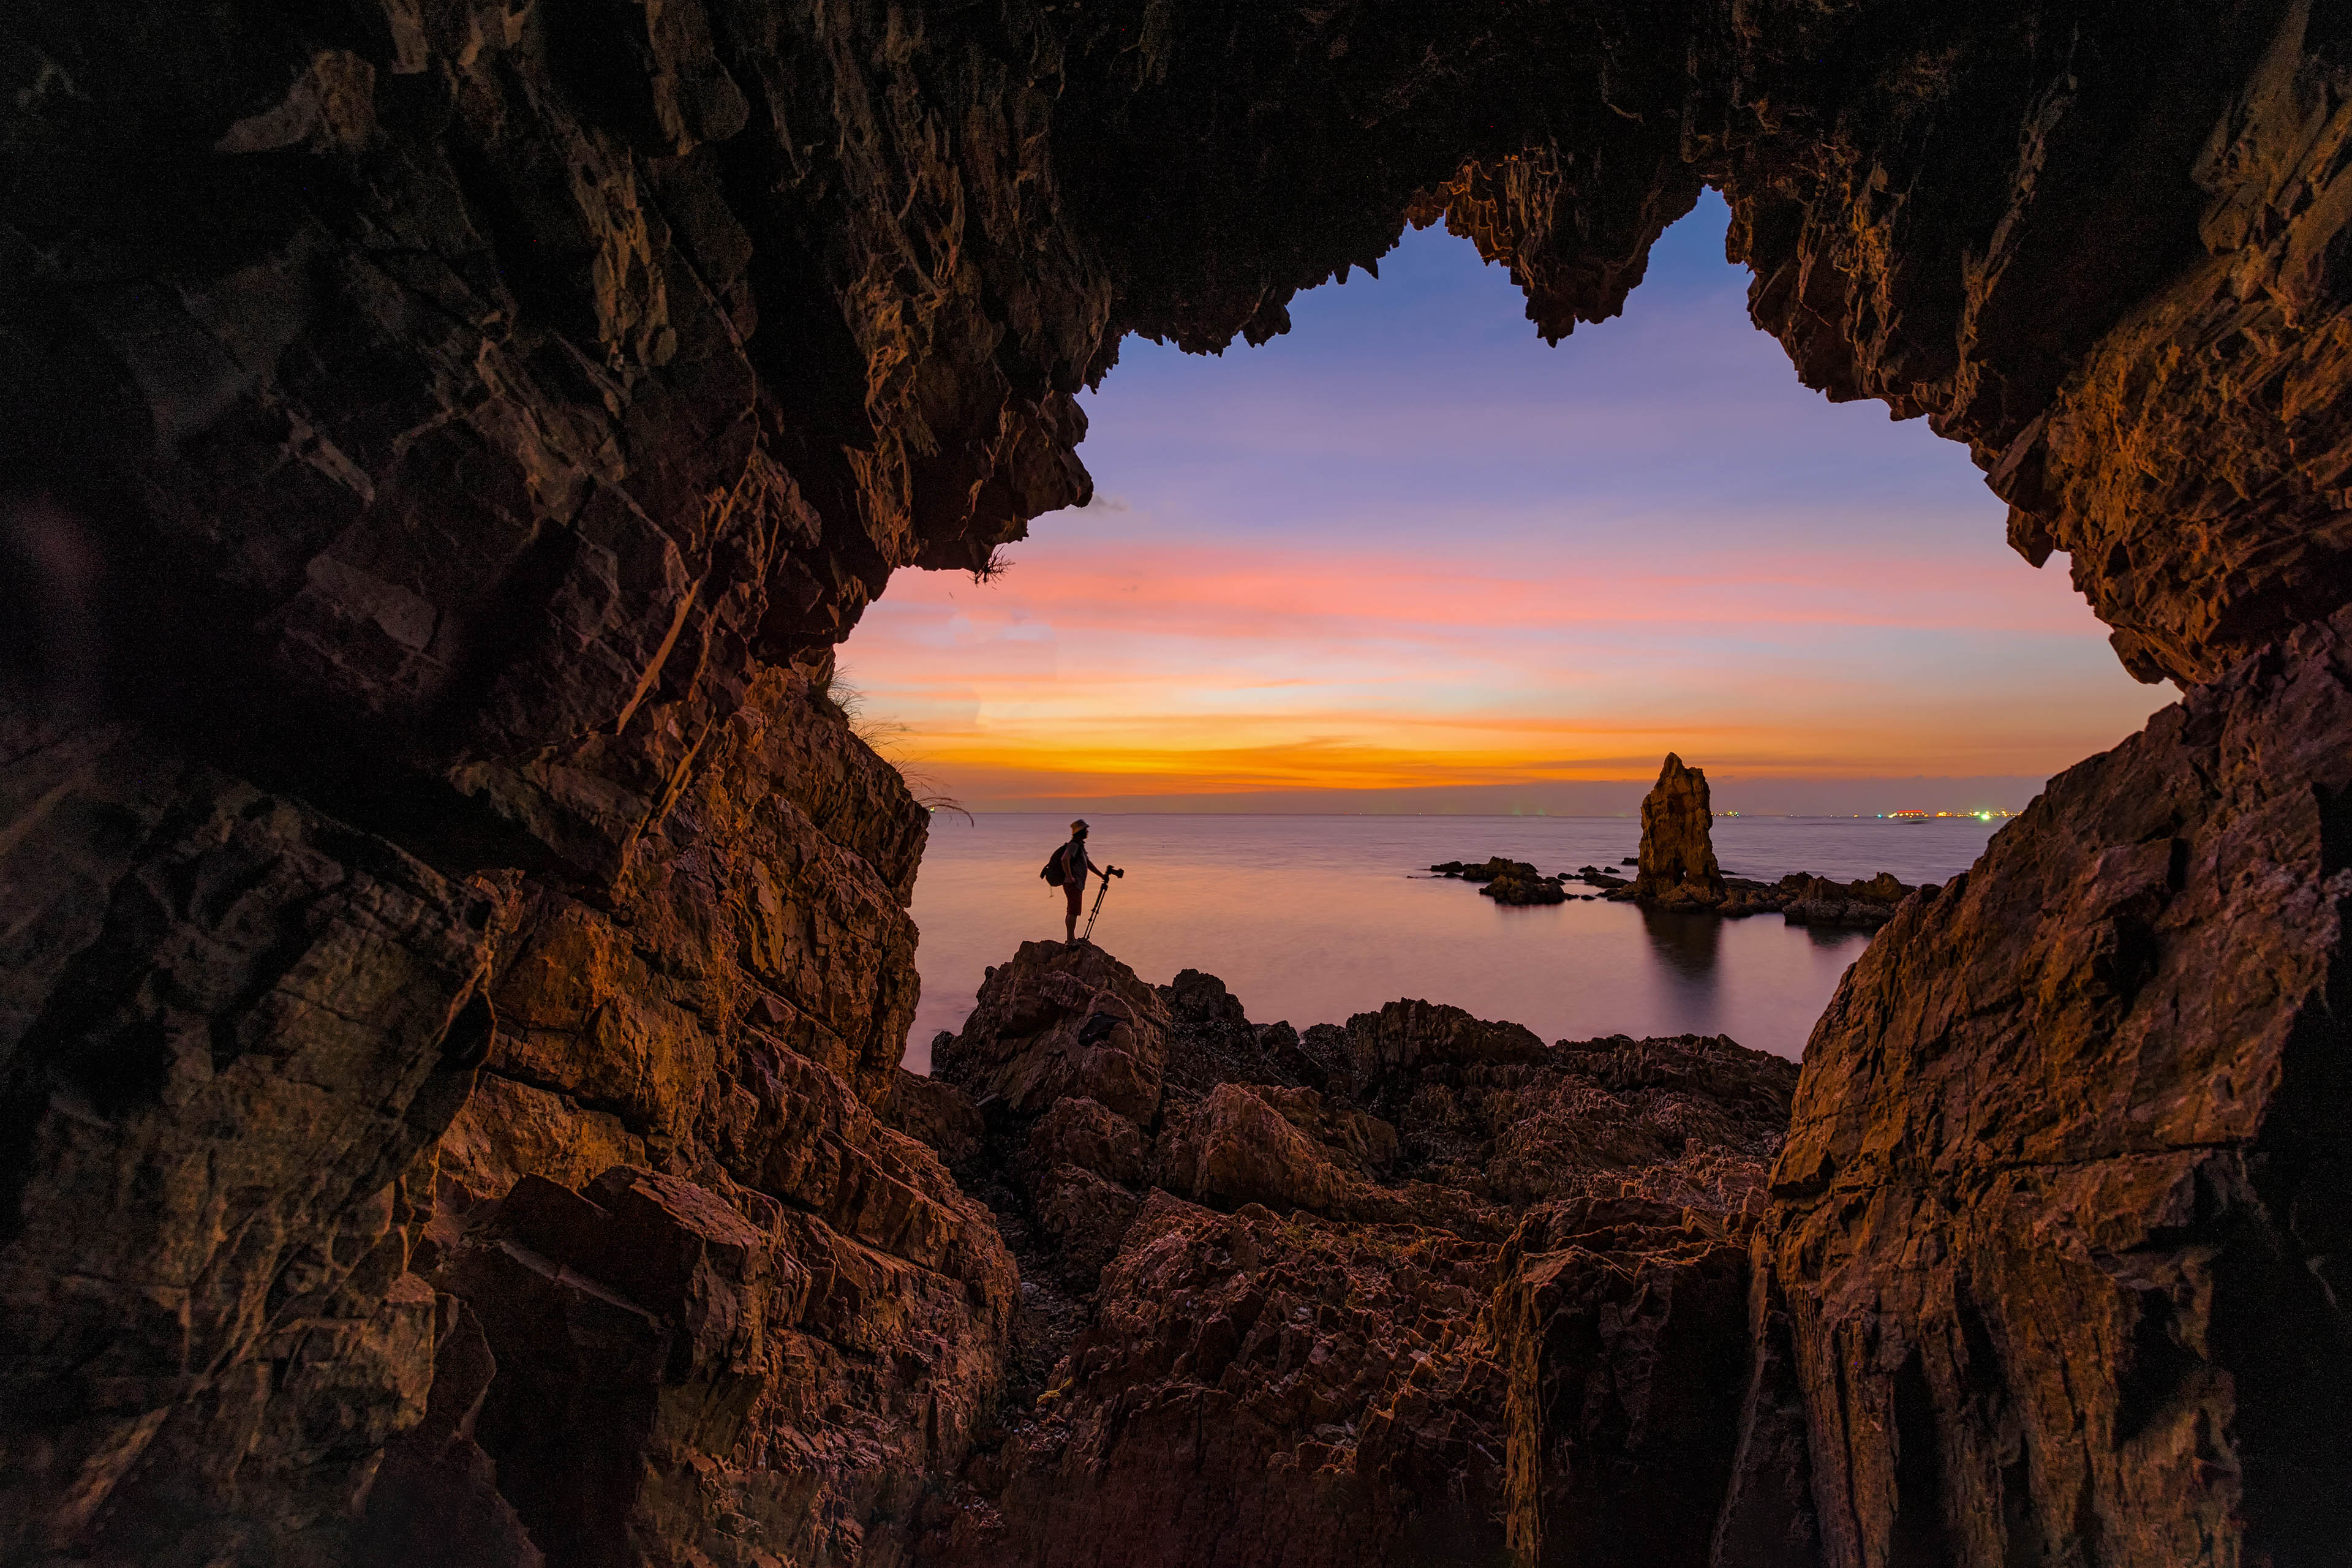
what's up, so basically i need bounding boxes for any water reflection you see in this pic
[1638,908,1724,979]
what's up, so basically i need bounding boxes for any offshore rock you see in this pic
[1739,601,2352,1567]
[1430,858,1574,905]
[1713,872,1919,928]
[926,940,1800,1566]
[1486,865,1571,905]
[1775,872,1916,930]
[1633,754,1725,908]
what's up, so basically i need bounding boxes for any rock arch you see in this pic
[2,1,2348,1563]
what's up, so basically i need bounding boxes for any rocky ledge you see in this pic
[916,940,1799,1566]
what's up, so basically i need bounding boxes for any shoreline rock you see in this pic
[925,940,1800,1566]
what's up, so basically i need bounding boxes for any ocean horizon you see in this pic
[901,811,2004,1069]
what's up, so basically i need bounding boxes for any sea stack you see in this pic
[1632,753,1725,908]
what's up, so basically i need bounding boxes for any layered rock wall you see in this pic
[1734,603,2352,1567]
[1,673,1014,1566]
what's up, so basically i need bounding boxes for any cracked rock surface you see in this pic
[927,943,1796,1568]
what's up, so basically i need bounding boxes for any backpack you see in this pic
[1041,843,1069,888]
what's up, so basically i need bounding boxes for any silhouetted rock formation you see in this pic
[1431,856,1571,903]
[1633,753,1727,908]
[7,0,2352,1560]
[1715,871,1918,928]
[929,941,1799,1567]
[1483,864,1571,905]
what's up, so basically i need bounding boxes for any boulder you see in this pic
[933,1196,1515,1568]
[443,1169,780,1568]
[1150,1082,1379,1217]
[1023,1095,1149,1186]
[1483,864,1570,904]
[1429,857,1571,902]
[1155,968,1340,1101]
[1027,1164,1145,1290]
[1777,871,1918,930]
[1430,855,1532,883]
[1343,998,1548,1085]
[934,941,1174,1123]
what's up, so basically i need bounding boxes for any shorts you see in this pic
[1065,880,1084,914]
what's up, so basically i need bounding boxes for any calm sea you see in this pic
[899,813,2004,1071]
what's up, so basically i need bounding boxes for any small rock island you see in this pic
[1427,856,1570,903]
[1426,754,1928,927]
[1624,754,1919,927]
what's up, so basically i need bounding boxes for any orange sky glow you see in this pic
[844,533,2169,803]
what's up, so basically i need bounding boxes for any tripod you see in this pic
[1082,865,1126,942]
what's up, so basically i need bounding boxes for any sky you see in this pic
[837,192,2176,816]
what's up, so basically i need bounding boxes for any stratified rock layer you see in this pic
[1,670,1011,1566]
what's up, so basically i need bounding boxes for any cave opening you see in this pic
[840,191,2172,1065]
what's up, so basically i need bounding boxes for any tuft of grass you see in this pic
[814,665,970,821]
[919,791,975,824]
[970,546,1014,583]
[811,665,863,725]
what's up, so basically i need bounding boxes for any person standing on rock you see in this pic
[1055,818,1107,943]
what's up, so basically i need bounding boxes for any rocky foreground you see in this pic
[914,942,1800,1567]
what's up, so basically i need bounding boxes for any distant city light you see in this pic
[1868,807,2017,820]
